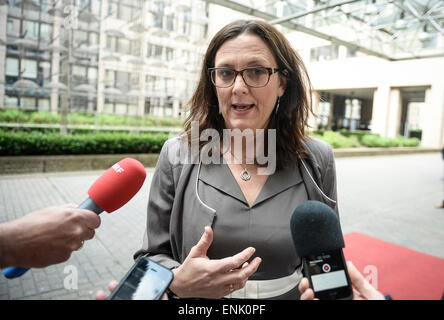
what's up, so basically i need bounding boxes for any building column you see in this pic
[0,5,8,108]
[371,85,390,136]
[386,88,401,138]
[96,0,109,114]
[422,84,444,148]
[50,3,62,113]
[308,91,319,131]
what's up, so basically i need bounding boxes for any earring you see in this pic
[275,96,281,113]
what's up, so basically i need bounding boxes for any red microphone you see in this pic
[3,158,146,279]
[78,157,147,214]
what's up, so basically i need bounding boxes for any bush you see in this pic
[339,129,374,142]
[397,136,420,147]
[316,131,361,148]
[361,134,420,147]
[0,109,184,128]
[0,130,170,156]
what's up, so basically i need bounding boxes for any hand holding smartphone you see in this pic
[108,257,173,300]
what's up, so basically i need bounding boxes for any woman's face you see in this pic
[213,34,286,132]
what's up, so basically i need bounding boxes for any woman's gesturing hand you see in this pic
[169,226,262,299]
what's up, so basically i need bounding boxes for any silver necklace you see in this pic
[240,166,251,181]
[224,148,252,182]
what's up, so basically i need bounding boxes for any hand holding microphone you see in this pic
[290,200,353,300]
[0,204,100,269]
[299,261,385,300]
[1,158,146,279]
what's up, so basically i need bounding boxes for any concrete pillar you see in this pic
[422,85,444,148]
[0,5,8,108]
[96,0,109,114]
[308,91,319,131]
[50,2,62,113]
[386,88,401,138]
[371,85,390,136]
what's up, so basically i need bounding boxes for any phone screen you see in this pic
[303,249,352,300]
[109,257,173,300]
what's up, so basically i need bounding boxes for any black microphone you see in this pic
[290,200,352,300]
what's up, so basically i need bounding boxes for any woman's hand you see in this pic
[169,226,262,299]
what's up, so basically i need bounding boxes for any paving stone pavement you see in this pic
[0,153,443,300]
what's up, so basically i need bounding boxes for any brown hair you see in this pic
[183,19,315,169]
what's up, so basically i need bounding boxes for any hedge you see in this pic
[360,134,420,147]
[0,129,421,156]
[312,130,420,148]
[0,109,184,128]
[0,130,170,156]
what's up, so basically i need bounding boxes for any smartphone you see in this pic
[302,249,353,300]
[108,257,173,300]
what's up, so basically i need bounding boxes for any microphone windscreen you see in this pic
[290,200,344,257]
[88,158,146,213]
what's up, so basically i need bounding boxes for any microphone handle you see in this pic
[3,197,104,279]
[77,197,104,215]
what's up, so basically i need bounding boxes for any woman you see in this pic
[134,19,339,299]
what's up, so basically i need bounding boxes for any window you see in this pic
[166,14,175,31]
[104,103,114,113]
[118,4,132,21]
[183,8,191,34]
[89,32,99,46]
[146,43,153,57]
[40,23,53,42]
[117,38,130,55]
[5,96,18,108]
[38,99,50,111]
[21,97,36,110]
[154,45,162,59]
[25,21,39,39]
[73,30,88,46]
[91,0,101,15]
[88,67,98,84]
[22,59,38,78]
[7,19,16,34]
[116,71,130,90]
[72,65,87,77]
[105,70,115,87]
[130,40,141,56]
[6,58,19,76]
[145,75,158,92]
[166,78,174,95]
[108,1,118,17]
[106,35,117,51]
[128,104,138,116]
[166,47,174,61]
[39,61,51,86]
[115,103,127,114]
[310,45,339,62]
[152,0,165,28]
[130,73,139,89]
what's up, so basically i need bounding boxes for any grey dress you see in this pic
[134,135,339,299]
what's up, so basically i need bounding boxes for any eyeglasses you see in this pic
[208,66,281,88]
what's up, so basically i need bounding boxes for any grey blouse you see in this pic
[134,136,339,299]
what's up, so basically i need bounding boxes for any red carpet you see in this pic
[343,232,444,300]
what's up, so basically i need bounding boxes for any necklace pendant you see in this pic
[240,168,251,181]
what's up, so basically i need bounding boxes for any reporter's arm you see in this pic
[0,204,100,269]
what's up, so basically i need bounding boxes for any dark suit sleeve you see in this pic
[133,140,181,270]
